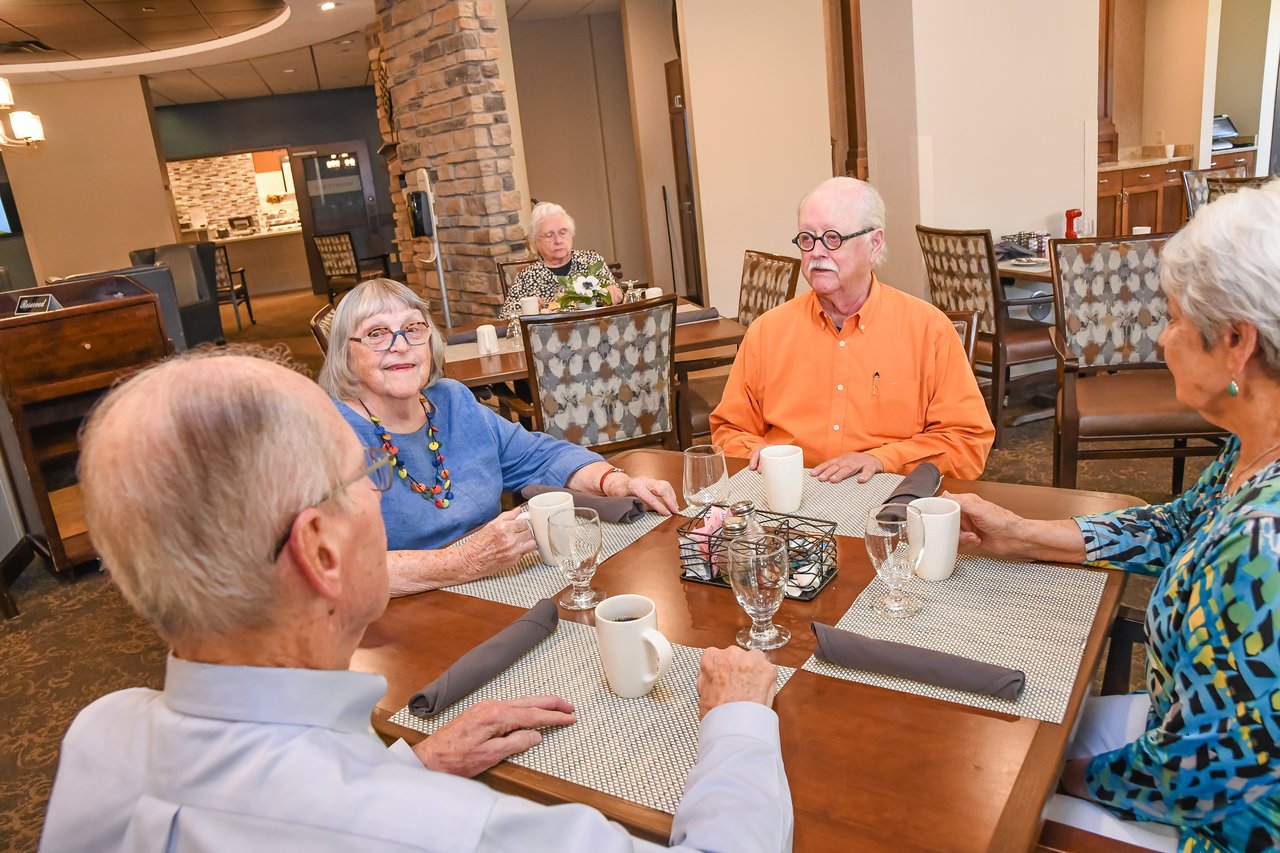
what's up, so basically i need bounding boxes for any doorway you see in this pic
[290,140,386,297]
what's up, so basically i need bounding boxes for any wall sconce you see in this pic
[0,77,45,148]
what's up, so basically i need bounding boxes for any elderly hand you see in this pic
[412,695,576,778]
[697,646,777,718]
[606,473,679,515]
[811,451,884,484]
[944,490,1027,558]
[461,507,537,577]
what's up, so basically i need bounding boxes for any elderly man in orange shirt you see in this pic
[710,176,994,482]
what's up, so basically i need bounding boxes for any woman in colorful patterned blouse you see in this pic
[499,201,622,318]
[319,278,678,596]
[949,183,1280,853]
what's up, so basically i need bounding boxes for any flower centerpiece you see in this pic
[552,259,613,310]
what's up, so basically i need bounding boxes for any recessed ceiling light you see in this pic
[320,2,337,10]
[337,39,353,45]
[140,5,156,11]
[282,68,295,73]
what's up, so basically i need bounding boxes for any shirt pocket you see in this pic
[871,372,924,441]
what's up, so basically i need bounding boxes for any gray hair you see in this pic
[527,201,576,253]
[79,346,348,644]
[317,278,446,401]
[1160,179,1280,375]
[798,176,888,268]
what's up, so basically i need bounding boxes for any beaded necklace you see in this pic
[360,398,454,508]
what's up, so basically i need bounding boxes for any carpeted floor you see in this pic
[0,294,1211,851]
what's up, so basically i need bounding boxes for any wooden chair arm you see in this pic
[493,385,534,421]
[674,353,736,377]
[1101,605,1147,695]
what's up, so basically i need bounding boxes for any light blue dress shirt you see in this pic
[336,379,604,552]
[40,656,793,852]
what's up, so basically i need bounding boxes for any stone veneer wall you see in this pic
[166,154,260,230]
[371,0,526,324]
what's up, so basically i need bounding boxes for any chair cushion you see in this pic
[1074,370,1222,438]
[975,319,1056,366]
[685,374,726,437]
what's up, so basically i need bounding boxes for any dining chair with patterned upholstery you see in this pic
[1205,174,1272,205]
[944,310,980,368]
[1182,165,1248,217]
[214,244,254,331]
[313,232,390,304]
[496,257,537,299]
[916,225,1055,448]
[737,250,801,327]
[1049,234,1226,492]
[309,303,335,355]
[520,296,679,453]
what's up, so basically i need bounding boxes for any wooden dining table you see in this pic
[351,450,1141,852]
[998,258,1054,286]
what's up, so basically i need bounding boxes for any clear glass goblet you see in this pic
[865,504,925,618]
[683,444,729,512]
[548,508,605,610]
[726,534,791,650]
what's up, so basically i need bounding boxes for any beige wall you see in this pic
[677,0,830,313]
[1113,0,1149,150]
[1214,0,1271,138]
[508,14,647,280]
[1144,0,1221,164]
[620,0,679,291]
[862,0,1098,299]
[6,77,177,283]
[494,0,532,234]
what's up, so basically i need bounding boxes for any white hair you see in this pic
[1160,179,1280,376]
[318,278,446,401]
[798,176,889,268]
[527,201,576,254]
[79,347,348,644]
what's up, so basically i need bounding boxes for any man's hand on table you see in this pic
[697,646,777,718]
[811,451,883,484]
[412,696,576,778]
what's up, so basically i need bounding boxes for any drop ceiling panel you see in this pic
[0,50,77,64]
[91,0,201,19]
[0,5,109,27]
[146,69,223,102]
[205,9,279,35]
[251,46,318,94]
[189,0,284,12]
[134,27,219,50]
[312,37,369,90]
[44,30,146,58]
[0,25,36,41]
[191,59,272,99]
[511,0,594,21]
[579,0,620,13]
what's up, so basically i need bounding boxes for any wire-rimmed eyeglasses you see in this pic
[791,226,876,252]
[269,447,394,562]
[349,321,431,353]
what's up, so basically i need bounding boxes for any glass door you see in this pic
[290,140,385,296]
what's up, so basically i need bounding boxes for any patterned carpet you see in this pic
[0,295,1212,851]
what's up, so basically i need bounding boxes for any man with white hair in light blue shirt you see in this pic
[39,349,792,852]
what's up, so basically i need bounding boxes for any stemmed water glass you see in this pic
[726,534,791,650]
[864,504,925,618]
[548,508,605,610]
[683,444,729,512]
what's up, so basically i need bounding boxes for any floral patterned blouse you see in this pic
[1074,435,1280,852]
[499,249,616,319]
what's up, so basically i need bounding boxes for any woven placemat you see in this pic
[802,556,1107,723]
[390,621,794,815]
[444,334,523,363]
[445,513,667,607]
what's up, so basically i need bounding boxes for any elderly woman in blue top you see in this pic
[949,182,1280,853]
[319,278,678,595]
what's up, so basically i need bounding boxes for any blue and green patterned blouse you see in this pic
[1074,436,1280,852]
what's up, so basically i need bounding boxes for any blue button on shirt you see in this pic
[336,379,604,551]
[40,656,793,852]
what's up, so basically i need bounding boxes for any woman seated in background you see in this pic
[499,201,622,318]
[319,278,678,596]
[950,182,1280,852]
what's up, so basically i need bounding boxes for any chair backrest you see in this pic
[213,244,233,293]
[314,233,359,278]
[1205,174,1271,205]
[310,303,335,355]
[520,296,678,452]
[1050,234,1171,369]
[1182,165,1247,216]
[737,250,800,327]
[152,244,208,307]
[496,257,537,299]
[944,310,979,367]
[916,226,1003,337]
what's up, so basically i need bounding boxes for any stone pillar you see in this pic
[372,0,526,323]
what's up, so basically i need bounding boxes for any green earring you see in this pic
[1228,379,1240,397]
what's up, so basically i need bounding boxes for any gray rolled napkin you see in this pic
[811,621,1025,700]
[520,484,647,524]
[993,240,1035,261]
[446,325,510,345]
[878,463,941,521]
[409,599,559,717]
[674,306,721,325]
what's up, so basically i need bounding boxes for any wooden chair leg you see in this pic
[1054,422,1079,489]
[989,358,1007,450]
[1172,439,1187,495]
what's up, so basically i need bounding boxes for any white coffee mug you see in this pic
[908,496,961,581]
[475,324,499,355]
[518,296,541,316]
[758,444,804,513]
[594,594,673,698]
[643,287,664,300]
[519,491,574,565]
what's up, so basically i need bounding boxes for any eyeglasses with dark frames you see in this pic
[269,447,394,563]
[349,321,431,353]
[791,226,876,252]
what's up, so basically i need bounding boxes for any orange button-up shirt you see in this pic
[710,278,994,479]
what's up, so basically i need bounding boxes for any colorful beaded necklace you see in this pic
[360,398,454,508]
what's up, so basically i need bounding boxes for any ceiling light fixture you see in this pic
[0,77,44,149]
[282,68,295,73]
[320,2,337,10]
[337,38,354,45]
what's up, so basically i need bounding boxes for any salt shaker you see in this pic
[730,500,766,538]
[714,516,749,580]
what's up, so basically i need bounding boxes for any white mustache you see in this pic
[807,259,837,274]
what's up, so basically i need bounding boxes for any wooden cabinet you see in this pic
[1208,148,1256,173]
[0,276,170,606]
[1096,159,1191,237]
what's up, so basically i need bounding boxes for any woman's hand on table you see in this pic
[606,473,679,515]
[460,507,537,575]
[412,695,576,777]
[945,491,1087,564]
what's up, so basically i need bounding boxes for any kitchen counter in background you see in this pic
[219,228,310,296]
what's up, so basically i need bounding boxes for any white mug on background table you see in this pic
[758,444,804,513]
[1131,226,1152,236]
[594,594,673,698]
[907,496,961,581]
[519,491,574,565]
[518,296,541,316]
[475,324,500,355]
[643,287,664,300]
